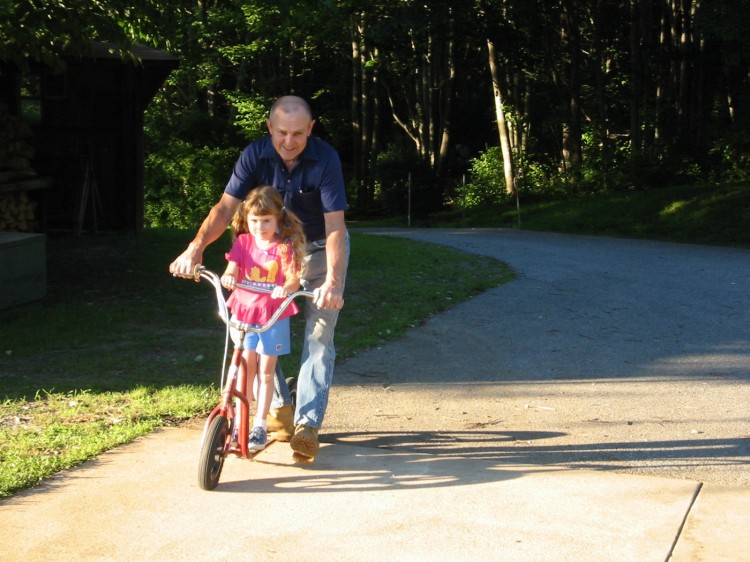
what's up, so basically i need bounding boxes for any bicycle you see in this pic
[186,266,314,491]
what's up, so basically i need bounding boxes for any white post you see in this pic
[462,173,466,220]
[407,172,412,228]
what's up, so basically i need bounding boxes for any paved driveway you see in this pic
[328,228,750,486]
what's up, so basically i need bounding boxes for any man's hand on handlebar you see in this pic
[313,280,345,311]
[169,247,204,281]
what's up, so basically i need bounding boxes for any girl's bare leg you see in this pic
[242,348,259,413]
[255,354,278,427]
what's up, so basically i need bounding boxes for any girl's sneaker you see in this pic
[248,426,267,451]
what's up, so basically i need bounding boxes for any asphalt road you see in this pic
[325,228,750,486]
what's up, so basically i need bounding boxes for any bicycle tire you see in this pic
[286,376,297,408]
[198,415,228,491]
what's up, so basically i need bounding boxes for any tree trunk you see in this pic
[593,0,611,190]
[351,13,364,205]
[436,9,456,177]
[630,0,642,150]
[560,1,582,176]
[360,30,375,206]
[366,54,381,200]
[487,38,515,195]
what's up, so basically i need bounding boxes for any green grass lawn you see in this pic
[424,181,750,248]
[0,229,513,497]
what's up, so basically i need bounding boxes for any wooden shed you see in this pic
[0,44,177,309]
[0,43,179,233]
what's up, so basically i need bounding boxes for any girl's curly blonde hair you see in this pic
[230,185,307,280]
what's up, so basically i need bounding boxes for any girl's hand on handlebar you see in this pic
[221,275,237,291]
[271,285,289,299]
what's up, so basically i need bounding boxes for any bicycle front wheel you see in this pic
[198,415,228,491]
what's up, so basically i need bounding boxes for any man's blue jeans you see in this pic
[272,233,349,429]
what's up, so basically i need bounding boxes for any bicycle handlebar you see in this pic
[192,265,314,333]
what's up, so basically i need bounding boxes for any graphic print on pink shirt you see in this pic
[224,233,299,325]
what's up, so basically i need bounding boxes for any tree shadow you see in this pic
[323,430,750,470]
[213,431,562,494]
[211,429,747,494]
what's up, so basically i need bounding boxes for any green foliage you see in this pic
[3,0,750,222]
[626,147,705,191]
[708,134,750,183]
[462,146,558,207]
[514,154,557,196]
[372,142,440,217]
[144,142,237,228]
[577,129,631,193]
[143,108,243,228]
[462,146,508,207]
[373,142,410,209]
[0,0,170,69]
[222,91,270,142]
[462,126,724,206]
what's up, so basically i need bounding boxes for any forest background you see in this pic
[3,0,750,226]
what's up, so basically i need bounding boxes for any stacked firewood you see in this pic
[0,103,36,181]
[0,102,39,231]
[0,190,38,231]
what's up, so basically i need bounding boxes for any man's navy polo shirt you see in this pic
[225,135,347,241]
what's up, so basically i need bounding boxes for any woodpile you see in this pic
[0,102,40,232]
[0,191,39,232]
[0,103,36,180]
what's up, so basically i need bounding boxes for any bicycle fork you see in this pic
[201,334,252,457]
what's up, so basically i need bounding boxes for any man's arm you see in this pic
[169,193,242,278]
[313,210,347,309]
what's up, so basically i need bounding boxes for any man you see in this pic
[170,95,348,463]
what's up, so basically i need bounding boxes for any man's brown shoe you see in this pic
[290,425,319,463]
[267,405,294,442]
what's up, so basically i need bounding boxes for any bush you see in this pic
[143,108,245,228]
[372,142,440,217]
[144,141,239,228]
[462,146,507,207]
[709,134,750,182]
[223,91,270,142]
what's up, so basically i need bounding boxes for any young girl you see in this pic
[220,185,306,451]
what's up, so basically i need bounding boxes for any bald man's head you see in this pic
[269,96,312,121]
[266,96,315,164]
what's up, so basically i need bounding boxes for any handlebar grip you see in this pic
[193,264,205,281]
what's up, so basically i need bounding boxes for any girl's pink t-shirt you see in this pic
[225,233,299,324]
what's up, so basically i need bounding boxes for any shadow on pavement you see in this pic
[186,429,748,494]
[324,431,750,475]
